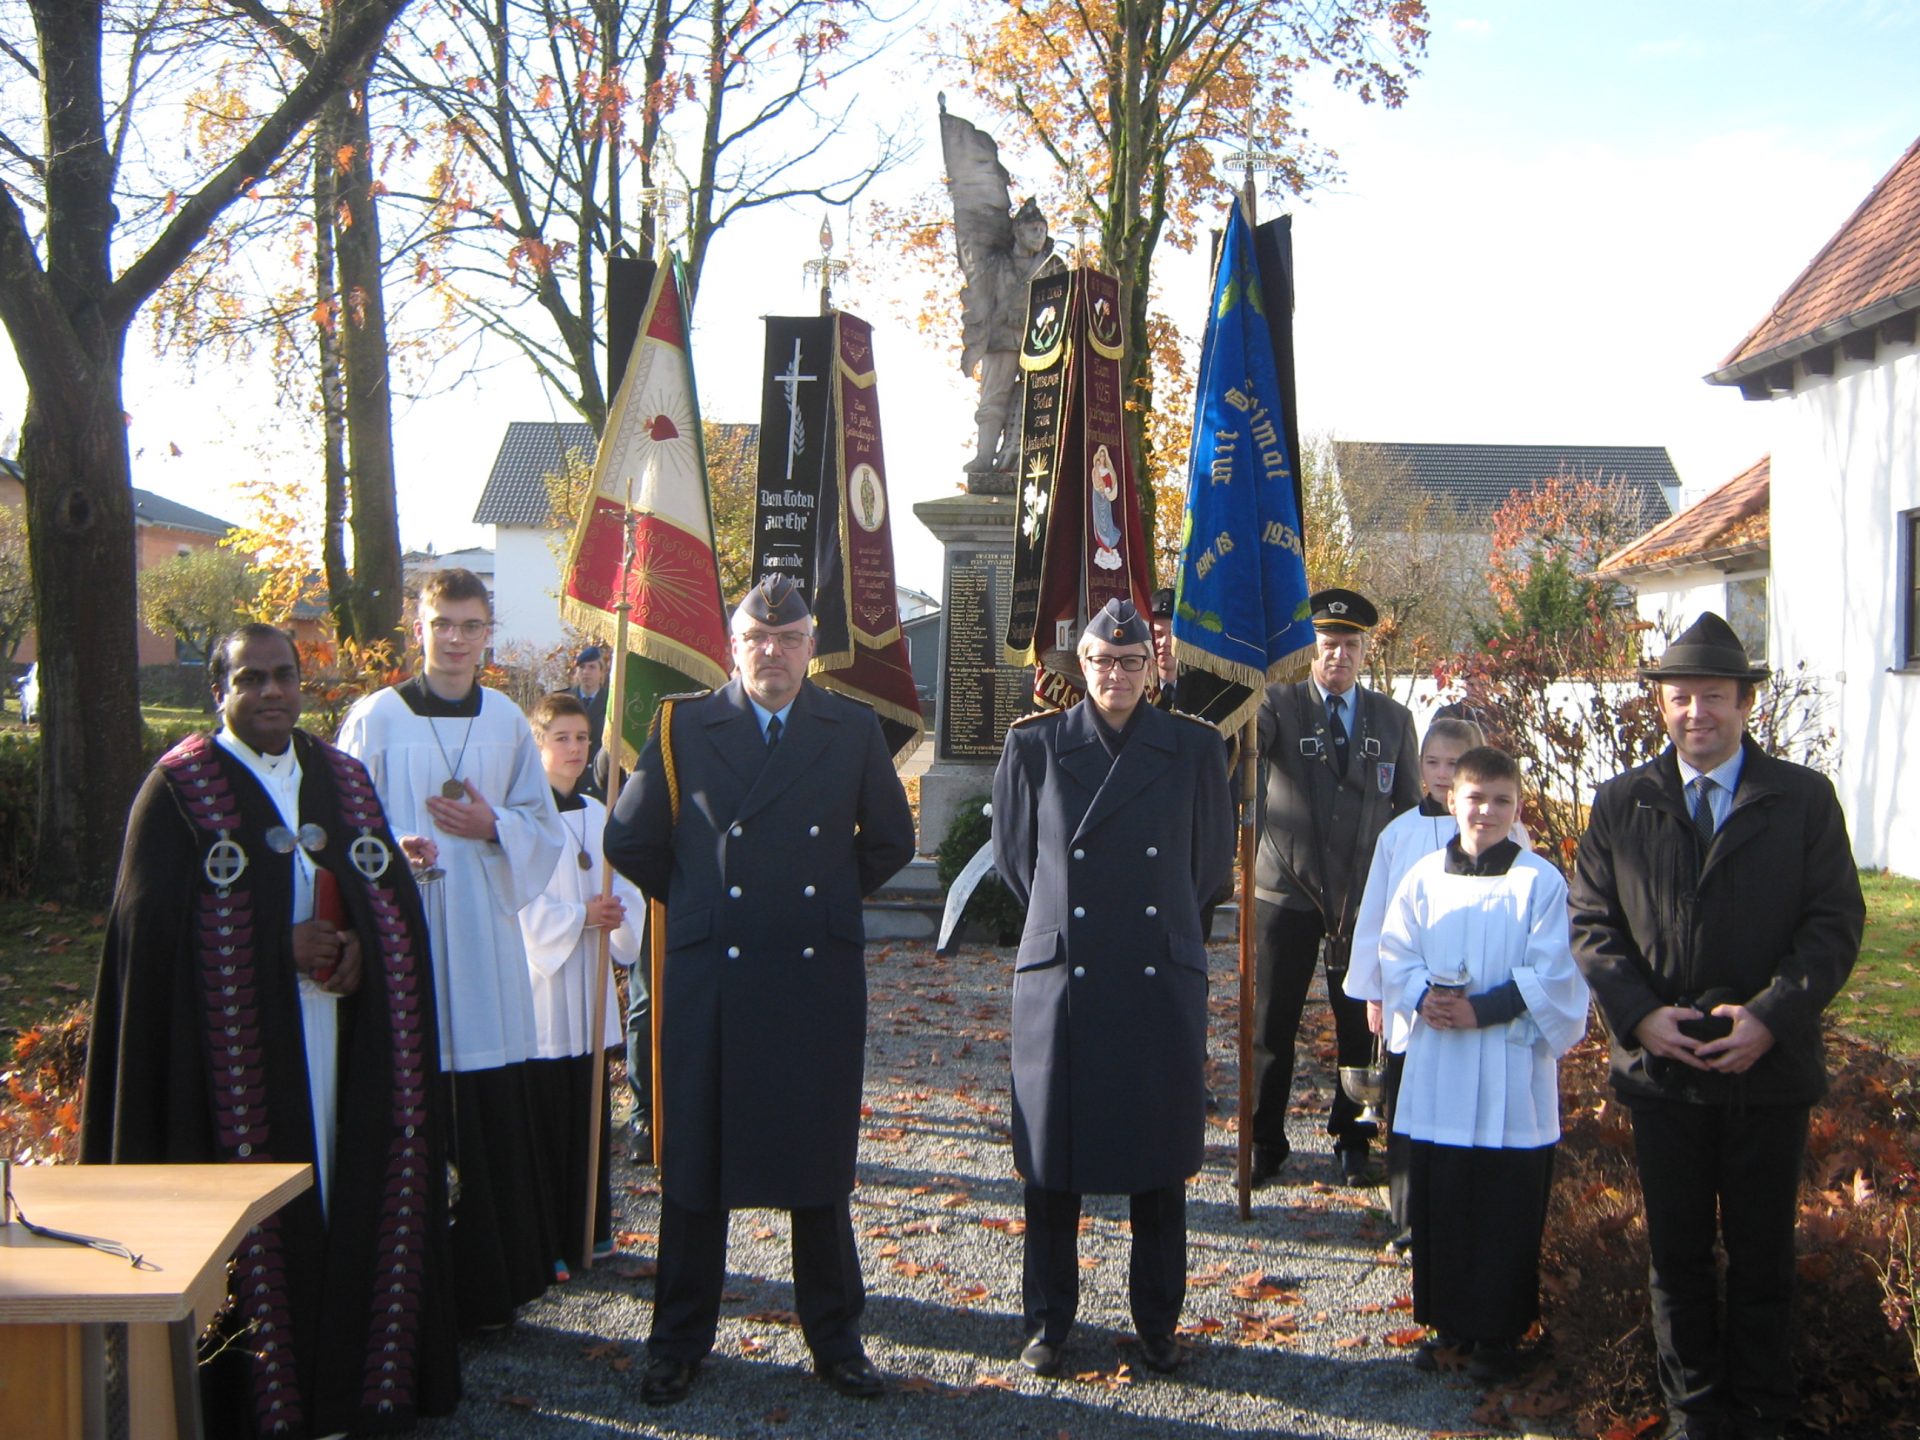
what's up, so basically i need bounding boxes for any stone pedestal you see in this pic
[911,490,1034,853]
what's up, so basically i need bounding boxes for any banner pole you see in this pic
[1236,715,1258,1222]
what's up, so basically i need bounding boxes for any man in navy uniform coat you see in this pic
[1253,587,1421,1186]
[992,598,1234,1377]
[605,576,915,1405]
[1570,614,1862,1440]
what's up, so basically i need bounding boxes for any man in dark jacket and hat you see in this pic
[992,598,1235,1377]
[604,576,915,1406]
[1252,587,1421,1186]
[1569,613,1863,1440]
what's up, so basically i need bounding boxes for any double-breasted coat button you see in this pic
[1073,905,1085,918]
[1144,965,1157,976]
[1072,848,1085,860]
[727,946,741,959]
[803,947,815,958]
[730,824,744,837]
[729,885,742,898]
[804,885,816,896]
[809,825,820,836]
[1146,846,1158,857]
[1072,966,1086,977]
[1145,905,1157,917]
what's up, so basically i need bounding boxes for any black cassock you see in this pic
[82,731,460,1439]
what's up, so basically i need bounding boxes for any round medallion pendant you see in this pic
[440,778,467,800]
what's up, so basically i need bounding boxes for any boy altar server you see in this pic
[337,567,566,1328]
[520,691,643,1269]
[1380,747,1588,1381]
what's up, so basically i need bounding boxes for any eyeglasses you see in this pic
[1084,653,1149,673]
[738,630,809,652]
[428,619,491,639]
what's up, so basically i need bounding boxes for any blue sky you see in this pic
[3,0,1918,593]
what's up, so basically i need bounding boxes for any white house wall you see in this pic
[1769,338,1920,876]
[491,525,570,653]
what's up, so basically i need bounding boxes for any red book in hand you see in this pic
[312,867,346,984]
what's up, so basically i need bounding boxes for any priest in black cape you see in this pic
[82,624,461,1438]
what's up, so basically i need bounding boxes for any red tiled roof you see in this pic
[1597,456,1769,578]
[1710,136,1920,381]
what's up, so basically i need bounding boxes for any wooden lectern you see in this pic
[0,1162,310,1440]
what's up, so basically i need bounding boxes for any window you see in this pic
[1906,509,1920,669]
[1725,576,1768,667]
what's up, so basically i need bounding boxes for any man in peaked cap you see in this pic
[1251,586,1421,1187]
[992,598,1234,1376]
[1570,614,1862,1440]
[604,573,915,1405]
[572,644,611,798]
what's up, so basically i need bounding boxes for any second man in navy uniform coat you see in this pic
[992,598,1235,1377]
[605,577,915,1406]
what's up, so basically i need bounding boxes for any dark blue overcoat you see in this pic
[605,678,914,1211]
[991,700,1234,1195]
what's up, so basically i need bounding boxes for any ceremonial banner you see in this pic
[751,312,924,761]
[561,256,732,767]
[751,317,836,592]
[1172,199,1314,733]
[1006,266,1154,706]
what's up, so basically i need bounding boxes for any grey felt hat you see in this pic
[1638,612,1769,683]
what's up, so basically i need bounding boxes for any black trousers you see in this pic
[1251,902,1378,1154]
[649,1195,866,1365]
[1627,1098,1808,1431]
[1383,1048,1410,1230]
[1022,1184,1186,1343]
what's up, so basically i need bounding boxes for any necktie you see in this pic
[1327,693,1349,777]
[1690,775,1716,844]
[766,714,783,749]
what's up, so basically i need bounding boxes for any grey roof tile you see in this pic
[1333,441,1676,527]
[474,421,595,527]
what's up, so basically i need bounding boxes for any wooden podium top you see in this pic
[0,1163,310,1327]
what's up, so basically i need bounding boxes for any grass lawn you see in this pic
[0,898,104,1040]
[1831,869,1920,1057]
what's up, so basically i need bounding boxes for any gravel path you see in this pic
[416,940,1551,1438]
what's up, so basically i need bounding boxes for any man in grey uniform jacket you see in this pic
[993,598,1235,1377]
[1253,588,1420,1186]
[605,577,915,1406]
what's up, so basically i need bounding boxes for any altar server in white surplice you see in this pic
[336,566,566,1330]
[520,690,644,1271]
[1380,746,1588,1384]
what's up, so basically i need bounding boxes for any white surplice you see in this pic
[519,794,641,1057]
[1380,849,1589,1149]
[337,686,564,1072]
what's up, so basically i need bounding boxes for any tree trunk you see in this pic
[334,64,405,648]
[22,372,147,902]
[314,99,356,636]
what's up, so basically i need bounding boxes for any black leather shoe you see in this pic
[814,1353,884,1399]
[1019,1336,1064,1377]
[640,1354,699,1406]
[626,1120,653,1166]
[1137,1333,1181,1374]
[1250,1146,1289,1188]
[1338,1145,1379,1186]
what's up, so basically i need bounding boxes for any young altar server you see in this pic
[1347,717,1510,1246]
[337,566,567,1329]
[1379,746,1588,1381]
[521,691,643,1271]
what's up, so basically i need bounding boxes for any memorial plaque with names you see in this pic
[942,548,1033,759]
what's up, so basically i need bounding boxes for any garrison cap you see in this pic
[1088,597,1151,647]
[1638,611,1769,683]
[574,645,604,666]
[734,574,812,627]
[1309,587,1378,632]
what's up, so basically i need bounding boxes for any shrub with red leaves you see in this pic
[1541,1024,1920,1437]
[0,1005,90,1163]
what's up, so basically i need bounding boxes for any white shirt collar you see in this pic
[1676,744,1744,797]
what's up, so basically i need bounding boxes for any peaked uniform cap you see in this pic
[735,575,812,627]
[1150,587,1175,620]
[1308,588,1378,631]
[1638,611,1769,682]
[574,645,605,665]
[1088,598,1151,647]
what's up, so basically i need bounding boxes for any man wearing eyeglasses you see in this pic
[605,575,914,1406]
[991,598,1234,1377]
[1252,588,1421,1189]
[337,566,567,1330]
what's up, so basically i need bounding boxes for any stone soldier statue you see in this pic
[992,598,1235,1377]
[604,576,915,1406]
[939,97,1063,481]
[1252,588,1421,1187]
